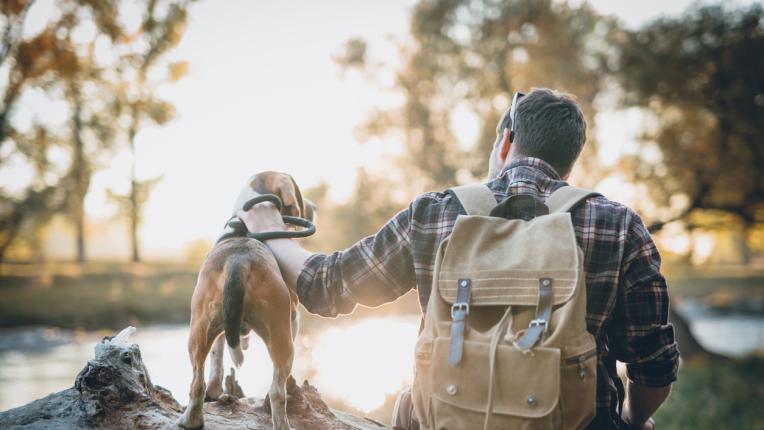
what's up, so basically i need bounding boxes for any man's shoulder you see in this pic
[404,190,463,227]
[576,192,647,231]
[410,190,457,212]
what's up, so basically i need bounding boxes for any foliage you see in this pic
[654,357,764,430]
[0,0,192,264]
[301,169,400,253]
[612,4,764,237]
[340,0,616,193]
[0,0,122,263]
[106,0,192,262]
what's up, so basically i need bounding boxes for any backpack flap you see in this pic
[438,213,580,308]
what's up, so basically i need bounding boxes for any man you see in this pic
[237,88,679,429]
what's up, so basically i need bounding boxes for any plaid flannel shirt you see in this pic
[297,157,679,429]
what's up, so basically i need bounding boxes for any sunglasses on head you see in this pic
[498,91,526,143]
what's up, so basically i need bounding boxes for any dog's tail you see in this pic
[223,258,247,368]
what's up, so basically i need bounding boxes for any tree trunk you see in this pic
[129,119,140,263]
[0,327,389,430]
[71,91,87,263]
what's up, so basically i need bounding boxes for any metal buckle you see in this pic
[529,319,548,332]
[451,303,470,319]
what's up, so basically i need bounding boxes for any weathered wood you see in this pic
[0,327,389,430]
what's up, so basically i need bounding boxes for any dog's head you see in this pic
[250,171,317,223]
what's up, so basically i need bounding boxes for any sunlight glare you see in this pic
[309,318,419,413]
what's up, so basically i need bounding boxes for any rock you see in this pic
[0,327,389,430]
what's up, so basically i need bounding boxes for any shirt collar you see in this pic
[500,157,562,181]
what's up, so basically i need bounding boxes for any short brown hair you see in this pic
[499,88,587,177]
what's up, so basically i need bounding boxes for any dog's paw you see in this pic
[177,413,204,429]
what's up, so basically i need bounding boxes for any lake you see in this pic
[1,305,762,415]
[0,317,420,415]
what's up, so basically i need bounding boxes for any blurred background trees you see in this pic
[106,0,190,262]
[0,0,119,264]
[0,0,192,265]
[337,0,617,194]
[612,4,764,262]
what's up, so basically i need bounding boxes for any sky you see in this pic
[3,0,754,260]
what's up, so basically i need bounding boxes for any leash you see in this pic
[215,194,316,245]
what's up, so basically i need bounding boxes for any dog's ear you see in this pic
[269,174,302,217]
[250,172,305,218]
[303,198,317,224]
[288,175,306,218]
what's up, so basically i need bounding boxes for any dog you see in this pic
[178,171,315,430]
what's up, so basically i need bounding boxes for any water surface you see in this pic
[1,306,762,414]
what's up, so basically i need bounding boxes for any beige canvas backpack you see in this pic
[412,184,599,430]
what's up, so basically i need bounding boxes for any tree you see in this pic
[107,0,191,262]
[0,0,191,264]
[612,4,764,257]
[0,0,119,264]
[338,0,615,193]
[301,170,399,254]
[57,1,121,262]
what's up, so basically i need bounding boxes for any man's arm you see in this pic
[236,199,417,317]
[622,382,671,430]
[610,210,679,429]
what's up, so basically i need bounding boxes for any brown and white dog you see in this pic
[177,172,315,430]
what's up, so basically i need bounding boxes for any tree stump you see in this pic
[0,327,389,430]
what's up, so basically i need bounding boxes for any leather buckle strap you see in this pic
[514,278,554,351]
[448,279,472,366]
[215,194,316,244]
[451,302,469,319]
[528,318,549,332]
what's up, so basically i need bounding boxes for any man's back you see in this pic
[297,156,679,428]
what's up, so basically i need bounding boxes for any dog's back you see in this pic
[191,238,290,361]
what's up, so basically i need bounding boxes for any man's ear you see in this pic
[499,128,512,161]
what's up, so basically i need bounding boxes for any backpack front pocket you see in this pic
[561,346,597,428]
[428,337,563,429]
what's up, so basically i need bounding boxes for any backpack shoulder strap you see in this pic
[448,183,497,216]
[545,185,601,213]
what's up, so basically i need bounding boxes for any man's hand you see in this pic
[621,410,655,430]
[236,202,286,234]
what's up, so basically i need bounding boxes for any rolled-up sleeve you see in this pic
[295,204,417,317]
[610,211,680,387]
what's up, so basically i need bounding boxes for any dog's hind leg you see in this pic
[178,320,218,430]
[267,332,294,430]
[205,334,225,401]
[264,297,296,430]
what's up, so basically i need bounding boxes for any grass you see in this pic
[654,357,764,430]
[0,261,421,332]
[0,263,198,329]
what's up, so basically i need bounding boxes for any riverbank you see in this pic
[0,262,198,329]
[2,262,762,330]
